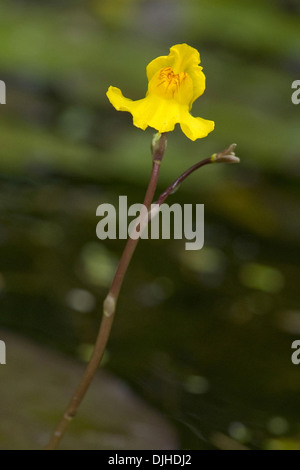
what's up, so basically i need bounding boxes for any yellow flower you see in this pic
[106,43,215,141]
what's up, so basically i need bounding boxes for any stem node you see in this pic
[103,294,116,318]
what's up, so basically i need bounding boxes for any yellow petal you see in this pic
[139,95,181,133]
[188,67,206,106]
[170,45,206,104]
[107,86,135,112]
[106,86,146,130]
[107,86,181,133]
[179,111,215,141]
[168,44,200,75]
[146,54,170,82]
[147,44,206,106]
[147,44,198,79]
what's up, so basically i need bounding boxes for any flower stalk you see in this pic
[44,139,238,450]
[44,133,167,450]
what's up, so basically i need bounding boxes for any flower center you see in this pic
[157,67,187,98]
[148,66,194,105]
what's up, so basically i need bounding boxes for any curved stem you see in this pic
[154,143,239,207]
[156,157,212,206]
[44,133,167,450]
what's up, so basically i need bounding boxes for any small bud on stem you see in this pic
[211,143,239,164]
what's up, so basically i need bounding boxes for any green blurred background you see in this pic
[0,0,300,450]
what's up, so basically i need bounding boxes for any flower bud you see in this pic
[211,143,240,164]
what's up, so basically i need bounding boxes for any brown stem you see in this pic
[44,133,167,450]
[156,157,212,206]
